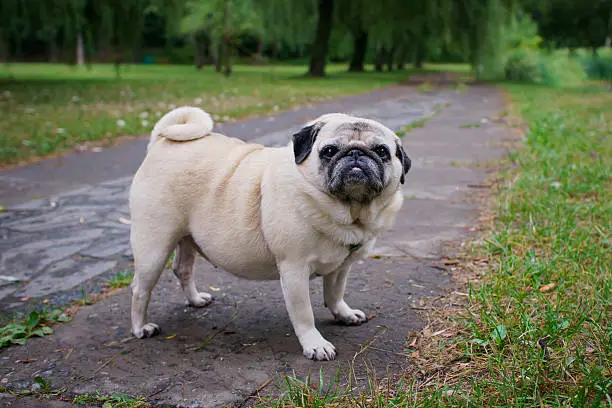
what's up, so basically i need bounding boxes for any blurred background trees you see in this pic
[0,0,610,80]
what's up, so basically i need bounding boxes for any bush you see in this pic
[504,49,542,82]
[538,53,588,87]
[503,50,586,87]
[583,55,612,84]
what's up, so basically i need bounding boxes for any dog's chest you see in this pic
[310,243,364,277]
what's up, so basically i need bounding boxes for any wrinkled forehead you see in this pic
[314,114,395,144]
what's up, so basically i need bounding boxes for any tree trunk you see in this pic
[194,31,207,69]
[606,11,612,47]
[224,43,232,76]
[414,42,426,69]
[76,32,85,66]
[386,44,396,72]
[348,30,368,72]
[0,33,6,63]
[97,35,105,62]
[396,44,406,70]
[223,0,232,76]
[375,46,386,72]
[308,0,334,77]
[215,40,223,72]
[49,40,58,63]
[114,59,121,79]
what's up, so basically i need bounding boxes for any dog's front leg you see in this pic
[279,261,336,361]
[324,266,367,325]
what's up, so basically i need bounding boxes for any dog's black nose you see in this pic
[348,149,365,159]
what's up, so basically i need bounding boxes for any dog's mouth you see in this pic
[326,148,385,202]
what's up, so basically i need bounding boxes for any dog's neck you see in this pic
[349,205,362,225]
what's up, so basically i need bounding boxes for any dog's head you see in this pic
[292,113,411,203]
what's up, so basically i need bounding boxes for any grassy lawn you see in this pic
[256,84,610,406]
[434,84,610,406]
[0,62,439,167]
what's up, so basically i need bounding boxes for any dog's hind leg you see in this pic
[172,237,212,307]
[130,225,177,339]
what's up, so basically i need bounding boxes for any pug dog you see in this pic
[129,106,411,360]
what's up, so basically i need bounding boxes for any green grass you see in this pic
[396,103,448,137]
[73,392,149,407]
[0,308,70,349]
[105,270,134,289]
[449,84,610,406]
[0,62,432,166]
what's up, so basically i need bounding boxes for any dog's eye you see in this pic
[320,145,339,158]
[374,145,390,159]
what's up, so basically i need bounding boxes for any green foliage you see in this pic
[73,392,149,407]
[33,376,52,393]
[504,49,542,82]
[526,0,611,49]
[538,52,588,87]
[477,0,507,80]
[583,53,612,84]
[500,13,541,83]
[504,49,587,87]
[0,308,70,349]
[107,270,134,289]
[500,13,590,87]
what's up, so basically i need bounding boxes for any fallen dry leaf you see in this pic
[431,328,449,337]
[164,334,177,340]
[367,312,377,321]
[407,334,418,348]
[209,286,221,292]
[118,217,132,225]
[539,283,556,293]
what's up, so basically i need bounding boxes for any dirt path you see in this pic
[0,85,512,407]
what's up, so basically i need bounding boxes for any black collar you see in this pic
[348,243,362,253]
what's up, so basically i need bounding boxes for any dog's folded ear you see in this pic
[293,123,321,164]
[395,141,411,184]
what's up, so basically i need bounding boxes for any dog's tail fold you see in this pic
[148,106,214,151]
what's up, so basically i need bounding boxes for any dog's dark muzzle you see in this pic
[327,148,385,202]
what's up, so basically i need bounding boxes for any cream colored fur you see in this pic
[148,106,214,151]
[129,107,405,361]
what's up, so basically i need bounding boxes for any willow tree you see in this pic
[182,0,268,75]
[33,1,67,62]
[307,0,334,76]
[337,0,369,72]
[0,0,30,63]
[87,0,149,75]
[256,0,317,62]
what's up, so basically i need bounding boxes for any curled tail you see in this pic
[148,106,214,151]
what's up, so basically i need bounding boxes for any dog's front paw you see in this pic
[330,302,367,325]
[300,330,337,361]
[187,292,212,307]
[133,323,161,338]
